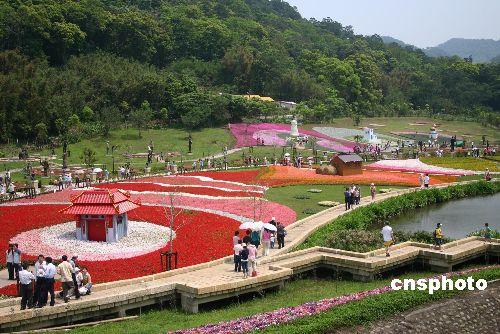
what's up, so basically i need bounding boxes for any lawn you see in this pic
[303,117,499,145]
[62,266,499,334]
[33,127,235,168]
[265,184,405,220]
[421,156,500,172]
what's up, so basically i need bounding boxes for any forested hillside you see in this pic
[1,0,499,144]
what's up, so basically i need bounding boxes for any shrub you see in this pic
[316,165,337,175]
[297,180,500,250]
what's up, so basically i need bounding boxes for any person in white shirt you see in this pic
[424,174,430,188]
[79,267,93,295]
[39,256,56,307]
[33,255,46,307]
[18,263,35,310]
[381,222,394,257]
[233,240,243,272]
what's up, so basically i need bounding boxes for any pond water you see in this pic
[390,193,499,239]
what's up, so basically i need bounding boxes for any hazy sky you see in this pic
[286,0,500,48]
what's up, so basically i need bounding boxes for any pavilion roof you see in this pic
[60,189,140,215]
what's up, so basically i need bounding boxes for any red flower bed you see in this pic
[95,183,262,197]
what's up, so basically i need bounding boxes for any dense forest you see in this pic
[1,0,499,144]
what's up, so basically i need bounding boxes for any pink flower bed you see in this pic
[367,159,476,176]
[229,123,358,152]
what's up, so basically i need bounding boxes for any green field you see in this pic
[421,156,500,172]
[266,184,405,220]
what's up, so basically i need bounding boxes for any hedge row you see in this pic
[298,180,500,250]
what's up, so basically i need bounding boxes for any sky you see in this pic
[286,0,500,48]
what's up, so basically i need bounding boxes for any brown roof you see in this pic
[336,154,363,163]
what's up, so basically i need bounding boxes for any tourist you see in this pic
[233,240,243,272]
[381,222,394,257]
[39,256,56,307]
[242,229,252,245]
[370,183,377,201]
[418,173,424,189]
[233,231,240,246]
[248,243,258,276]
[240,243,249,278]
[104,169,110,181]
[7,182,15,200]
[270,232,276,249]
[79,267,93,295]
[433,223,443,251]
[344,187,351,210]
[33,255,46,307]
[75,175,81,188]
[57,255,75,303]
[12,243,22,280]
[6,244,16,280]
[70,255,81,299]
[484,169,492,181]
[354,186,361,205]
[276,222,286,249]
[251,229,261,249]
[262,228,271,256]
[424,174,430,188]
[484,223,492,243]
[18,262,35,310]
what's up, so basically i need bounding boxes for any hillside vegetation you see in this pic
[1,0,499,145]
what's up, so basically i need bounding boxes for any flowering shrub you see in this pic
[367,159,476,176]
[229,123,358,152]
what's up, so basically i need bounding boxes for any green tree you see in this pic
[129,100,153,138]
[80,147,97,168]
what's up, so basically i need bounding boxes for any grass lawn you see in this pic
[61,266,499,334]
[31,127,235,168]
[266,184,406,220]
[421,156,500,172]
[303,117,499,145]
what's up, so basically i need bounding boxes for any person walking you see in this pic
[233,231,240,246]
[38,257,56,307]
[381,222,394,257]
[424,174,430,188]
[433,223,443,251]
[57,255,75,303]
[251,229,261,249]
[484,223,492,242]
[240,244,249,278]
[344,187,351,211]
[18,263,35,310]
[262,228,271,256]
[418,173,424,189]
[233,240,243,272]
[248,243,258,276]
[370,183,377,201]
[6,244,16,280]
[277,222,286,249]
[32,255,46,307]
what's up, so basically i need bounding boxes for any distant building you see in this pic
[363,127,379,143]
[332,154,363,176]
[240,94,275,103]
[278,101,297,110]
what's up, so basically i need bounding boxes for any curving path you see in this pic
[0,181,498,332]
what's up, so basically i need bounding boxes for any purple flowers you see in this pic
[171,266,495,334]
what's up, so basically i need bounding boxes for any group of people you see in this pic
[232,218,287,278]
[0,172,16,200]
[344,184,368,211]
[6,246,93,310]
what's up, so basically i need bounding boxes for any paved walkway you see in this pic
[334,280,500,334]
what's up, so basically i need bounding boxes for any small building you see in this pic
[332,154,363,176]
[278,101,297,111]
[60,189,140,243]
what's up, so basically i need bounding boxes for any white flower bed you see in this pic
[367,159,476,176]
[313,127,364,139]
[11,221,175,261]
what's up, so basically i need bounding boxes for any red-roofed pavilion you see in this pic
[61,189,140,242]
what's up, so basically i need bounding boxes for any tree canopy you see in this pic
[1,0,499,143]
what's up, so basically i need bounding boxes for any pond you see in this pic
[389,193,499,239]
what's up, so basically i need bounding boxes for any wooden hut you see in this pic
[332,154,363,176]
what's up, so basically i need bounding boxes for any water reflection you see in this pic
[390,193,499,239]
